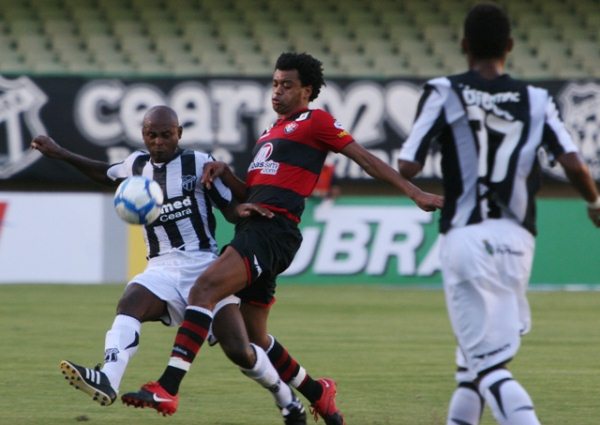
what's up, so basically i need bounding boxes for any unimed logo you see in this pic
[0,202,7,238]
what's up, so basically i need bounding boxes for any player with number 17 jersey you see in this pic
[399,70,578,235]
[246,108,354,223]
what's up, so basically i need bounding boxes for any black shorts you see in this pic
[228,214,302,307]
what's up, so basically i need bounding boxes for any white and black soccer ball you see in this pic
[113,176,164,225]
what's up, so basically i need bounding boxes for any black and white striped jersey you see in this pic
[399,70,578,235]
[107,149,232,258]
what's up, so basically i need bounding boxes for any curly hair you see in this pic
[464,2,511,59]
[275,52,325,101]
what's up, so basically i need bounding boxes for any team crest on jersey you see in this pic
[556,82,600,181]
[182,175,197,192]
[248,142,279,175]
[284,122,298,134]
[0,76,48,179]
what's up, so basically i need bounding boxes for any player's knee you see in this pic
[189,274,222,306]
[221,341,255,369]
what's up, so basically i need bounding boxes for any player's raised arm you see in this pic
[340,141,443,212]
[31,135,113,186]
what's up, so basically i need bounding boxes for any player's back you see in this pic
[401,70,576,235]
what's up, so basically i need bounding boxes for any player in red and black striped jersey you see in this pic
[33,107,305,422]
[123,53,443,425]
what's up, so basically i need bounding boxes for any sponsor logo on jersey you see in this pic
[159,196,193,222]
[182,175,197,192]
[284,122,298,134]
[333,119,345,129]
[460,84,520,120]
[557,82,600,181]
[336,130,350,138]
[0,76,48,179]
[248,142,280,175]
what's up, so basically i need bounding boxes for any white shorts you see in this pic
[129,250,239,327]
[440,219,535,381]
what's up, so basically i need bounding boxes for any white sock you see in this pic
[241,343,295,408]
[447,384,483,425]
[479,369,541,425]
[101,314,141,392]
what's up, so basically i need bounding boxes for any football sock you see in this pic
[158,306,213,395]
[446,382,484,425]
[266,335,323,403]
[241,343,295,409]
[101,314,141,391]
[479,369,540,425]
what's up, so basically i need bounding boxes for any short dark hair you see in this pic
[275,52,325,101]
[464,2,511,59]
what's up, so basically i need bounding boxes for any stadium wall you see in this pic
[1,75,598,189]
[140,196,600,287]
[0,192,127,283]
[0,193,596,285]
[1,75,598,285]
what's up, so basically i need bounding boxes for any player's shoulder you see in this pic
[427,75,452,88]
[305,108,339,126]
[181,148,214,165]
[523,81,551,99]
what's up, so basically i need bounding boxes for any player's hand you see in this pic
[236,203,274,219]
[201,161,228,189]
[413,190,444,212]
[30,135,65,159]
[587,205,600,227]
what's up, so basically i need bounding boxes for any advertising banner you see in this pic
[0,192,127,283]
[1,75,599,188]
[125,196,599,286]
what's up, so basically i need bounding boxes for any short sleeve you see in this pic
[106,151,145,181]
[398,82,447,165]
[311,109,354,152]
[195,153,232,210]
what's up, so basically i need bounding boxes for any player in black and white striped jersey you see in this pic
[107,148,229,259]
[398,3,600,425]
[31,105,312,421]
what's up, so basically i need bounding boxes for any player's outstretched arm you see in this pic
[341,141,443,212]
[558,151,600,227]
[202,161,247,202]
[31,135,113,185]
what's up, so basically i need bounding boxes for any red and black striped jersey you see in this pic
[247,108,353,222]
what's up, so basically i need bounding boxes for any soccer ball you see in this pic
[113,176,164,225]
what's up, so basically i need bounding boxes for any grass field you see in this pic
[1,284,599,425]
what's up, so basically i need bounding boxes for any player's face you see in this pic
[142,121,182,163]
[271,69,312,117]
